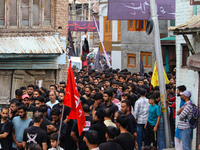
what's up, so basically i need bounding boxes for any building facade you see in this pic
[0,0,69,104]
[170,0,200,149]
[99,0,170,73]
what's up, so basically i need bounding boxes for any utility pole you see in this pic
[80,0,84,56]
[88,0,91,47]
[150,0,172,148]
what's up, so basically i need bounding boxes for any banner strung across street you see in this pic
[108,0,175,20]
[68,21,99,32]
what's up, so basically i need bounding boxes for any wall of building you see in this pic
[175,0,198,149]
[120,20,155,73]
[0,0,69,103]
[0,69,60,104]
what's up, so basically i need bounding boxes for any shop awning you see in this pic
[0,36,66,55]
[160,36,175,41]
[169,15,200,34]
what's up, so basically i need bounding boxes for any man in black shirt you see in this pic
[89,109,107,145]
[90,92,103,116]
[47,108,71,150]
[121,100,138,149]
[29,105,52,148]
[52,91,72,124]
[83,130,99,150]
[22,94,36,119]
[99,126,122,150]
[0,107,13,150]
[115,114,135,150]
[101,90,118,119]
[23,112,48,150]
[71,104,93,150]
[9,99,20,120]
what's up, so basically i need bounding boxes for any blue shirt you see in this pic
[12,116,32,148]
[147,104,161,126]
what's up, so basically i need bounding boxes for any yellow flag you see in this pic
[151,61,169,87]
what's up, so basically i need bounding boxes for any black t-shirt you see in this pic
[52,104,74,129]
[99,140,123,150]
[29,117,51,133]
[101,102,118,118]
[115,133,135,150]
[52,104,71,120]
[126,113,137,134]
[89,121,107,145]
[0,119,13,150]
[23,126,47,149]
[52,121,71,150]
[72,116,93,150]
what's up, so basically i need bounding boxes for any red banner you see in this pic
[68,21,99,32]
[64,63,86,136]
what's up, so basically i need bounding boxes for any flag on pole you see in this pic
[151,61,169,87]
[94,48,101,72]
[93,15,111,68]
[140,56,144,75]
[68,29,76,56]
[64,63,86,136]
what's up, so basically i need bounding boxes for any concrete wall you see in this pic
[175,0,198,149]
[120,20,168,73]
[120,20,155,73]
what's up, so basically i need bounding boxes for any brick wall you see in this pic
[55,0,69,37]
[55,0,69,82]
[0,0,69,82]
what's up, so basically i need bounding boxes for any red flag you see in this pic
[64,63,86,136]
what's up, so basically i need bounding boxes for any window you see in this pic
[128,20,146,31]
[127,54,136,68]
[0,0,5,26]
[170,20,175,26]
[33,0,40,26]
[104,17,112,41]
[10,0,17,26]
[22,0,29,26]
[44,0,51,25]
[182,45,189,66]
[141,52,152,68]
[0,0,54,28]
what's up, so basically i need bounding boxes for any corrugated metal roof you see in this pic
[169,15,200,31]
[0,36,66,54]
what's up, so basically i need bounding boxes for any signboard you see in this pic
[108,0,175,20]
[190,0,200,5]
[68,21,99,32]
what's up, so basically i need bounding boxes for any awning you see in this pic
[187,53,200,72]
[161,36,175,46]
[0,36,66,54]
[160,36,175,41]
[169,15,200,34]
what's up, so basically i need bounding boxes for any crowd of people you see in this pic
[0,65,195,150]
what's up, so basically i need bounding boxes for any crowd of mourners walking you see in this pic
[0,64,195,150]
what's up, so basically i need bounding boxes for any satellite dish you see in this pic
[146,19,154,35]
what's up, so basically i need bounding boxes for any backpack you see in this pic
[188,102,200,129]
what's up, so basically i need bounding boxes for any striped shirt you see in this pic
[134,97,149,124]
[178,101,193,129]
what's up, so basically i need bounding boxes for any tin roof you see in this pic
[0,36,66,54]
[169,15,200,34]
